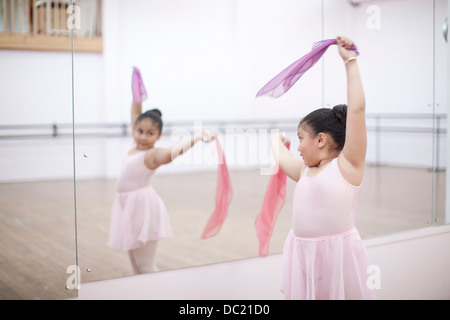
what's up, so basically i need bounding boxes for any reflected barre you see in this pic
[0,113,446,140]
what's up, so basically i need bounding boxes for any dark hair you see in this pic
[299,104,347,150]
[135,108,163,134]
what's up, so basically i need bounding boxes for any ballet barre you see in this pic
[0,113,446,140]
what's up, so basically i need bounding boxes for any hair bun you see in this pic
[332,104,347,126]
[149,108,162,117]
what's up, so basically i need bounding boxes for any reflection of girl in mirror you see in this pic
[271,36,376,299]
[107,67,215,274]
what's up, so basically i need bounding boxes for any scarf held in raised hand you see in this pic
[256,39,359,98]
[132,67,148,103]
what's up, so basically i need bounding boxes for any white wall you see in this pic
[102,0,323,123]
[364,225,450,299]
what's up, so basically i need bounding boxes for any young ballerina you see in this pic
[271,36,376,299]
[108,67,214,274]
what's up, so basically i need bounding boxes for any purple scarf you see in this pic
[132,67,148,103]
[256,39,359,98]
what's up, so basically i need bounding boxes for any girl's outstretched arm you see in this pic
[336,36,367,186]
[271,134,304,182]
[144,132,215,170]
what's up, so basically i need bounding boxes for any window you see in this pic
[0,0,102,52]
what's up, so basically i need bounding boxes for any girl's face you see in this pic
[133,118,161,150]
[297,125,319,167]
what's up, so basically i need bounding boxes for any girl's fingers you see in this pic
[202,131,216,142]
[337,36,354,49]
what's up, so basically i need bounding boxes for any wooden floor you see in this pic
[0,165,446,300]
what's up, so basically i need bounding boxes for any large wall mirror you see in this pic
[0,0,79,299]
[0,0,448,300]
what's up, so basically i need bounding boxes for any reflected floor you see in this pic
[0,165,445,299]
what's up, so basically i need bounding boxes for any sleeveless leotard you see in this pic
[108,151,173,250]
[281,158,376,299]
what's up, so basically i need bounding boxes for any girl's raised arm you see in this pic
[131,101,142,131]
[336,36,367,186]
[271,134,304,182]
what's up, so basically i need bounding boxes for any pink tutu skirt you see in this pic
[108,185,173,251]
[281,228,376,300]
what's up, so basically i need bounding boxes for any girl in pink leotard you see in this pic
[271,36,376,299]
[108,67,214,274]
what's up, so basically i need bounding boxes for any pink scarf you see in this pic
[256,39,359,98]
[201,138,233,239]
[255,142,290,257]
[132,67,148,103]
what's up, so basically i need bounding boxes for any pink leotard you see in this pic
[108,150,172,251]
[281,158,376,300]
[292,157,359,238]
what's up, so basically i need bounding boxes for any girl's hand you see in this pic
[280,132,290,146]
[202,130,216,142]
[336,36,357,62]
